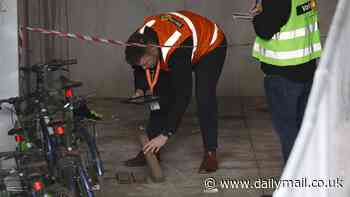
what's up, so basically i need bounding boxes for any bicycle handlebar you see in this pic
[0,93,39,111]
[20,59,77,73]
[0,97,25,106]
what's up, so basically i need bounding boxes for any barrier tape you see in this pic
[24,26,235,48]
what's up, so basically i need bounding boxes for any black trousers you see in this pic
[264,75,312,163]
[146,39,227,151]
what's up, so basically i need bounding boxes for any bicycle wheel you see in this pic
[59,156,94,197]
[57,155,79,197]
[45,184,75,197]
[78,127,103,190]
[76,165,94,197]
[61,165,79,197]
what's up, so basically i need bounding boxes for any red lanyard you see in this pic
[146,62,160,94]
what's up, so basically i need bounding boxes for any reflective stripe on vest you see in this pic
[252,0,322,66]
[169,12,198,60]
[139,20,156,34]
[161,30,182,62]
[253,42,322,60]
[271,21,318,40]
[210,23,218,45]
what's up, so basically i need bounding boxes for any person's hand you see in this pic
[132,89,144,98]
[250,7,260,17]
[143,134,168,154]
[249,0,257,15]
[249,0,262,17]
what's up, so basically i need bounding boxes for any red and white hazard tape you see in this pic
[24,27,234,48]
[24,27,179,48]
[24,27,142,47]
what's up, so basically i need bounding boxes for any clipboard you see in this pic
[120,95,160,105]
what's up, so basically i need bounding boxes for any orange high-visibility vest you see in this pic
[138,10,225,70]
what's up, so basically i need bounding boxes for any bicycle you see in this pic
[20,59,101,196]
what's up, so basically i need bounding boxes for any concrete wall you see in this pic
[26,0,339,97]
[0,0,18,152]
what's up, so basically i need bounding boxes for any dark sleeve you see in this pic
[252,0,291,40]
[132,66,148,92]
[162,43,193,136]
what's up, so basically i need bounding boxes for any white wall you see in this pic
[0,0,18,151]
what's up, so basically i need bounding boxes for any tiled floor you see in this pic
[90,97,283,197]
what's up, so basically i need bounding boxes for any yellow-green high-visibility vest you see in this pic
[252,0,322,66]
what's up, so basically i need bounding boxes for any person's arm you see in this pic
[161,46,193,137]
[252,0,291,40]
[142,37,193,154]
[132,65,148,95]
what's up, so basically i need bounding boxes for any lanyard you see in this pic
[145,62,160,94]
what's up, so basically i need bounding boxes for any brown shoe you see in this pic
[198,151,218,174]
[124,151,161,167]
